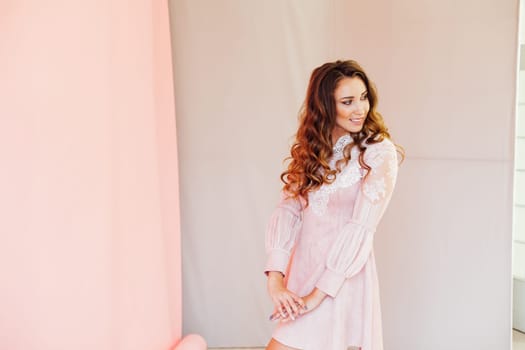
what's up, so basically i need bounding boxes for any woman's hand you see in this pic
[302,288,327,312]
[269,287,327,322]
[267,271,306,321]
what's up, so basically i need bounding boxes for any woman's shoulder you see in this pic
[362,136,398,170]
[364,136,396,154]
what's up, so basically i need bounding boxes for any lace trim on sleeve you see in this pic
[361,139,398,203]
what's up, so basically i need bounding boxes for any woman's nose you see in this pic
[354,101,365,114]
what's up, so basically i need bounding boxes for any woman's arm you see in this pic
[265,192,306,319]
[315,139,399,298]
[264,192,303,275]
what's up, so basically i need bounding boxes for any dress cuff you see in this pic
[315,268,346,298]
[264,249,290,276]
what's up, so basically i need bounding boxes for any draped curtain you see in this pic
[0,1,204,349]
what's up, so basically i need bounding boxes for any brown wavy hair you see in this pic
[281,59,403,206]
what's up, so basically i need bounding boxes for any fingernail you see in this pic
[269,314,275,321]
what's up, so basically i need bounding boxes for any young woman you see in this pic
[264,60,403,350]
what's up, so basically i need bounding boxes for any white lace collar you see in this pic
[332,134,353,157]
[309,135,362,215]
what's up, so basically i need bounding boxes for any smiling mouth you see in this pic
[350,117,364,122]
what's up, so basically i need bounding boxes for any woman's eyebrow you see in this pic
[340,90,368,99]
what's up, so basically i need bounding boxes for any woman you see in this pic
[264,60,403,350]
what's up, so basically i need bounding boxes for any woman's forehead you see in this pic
[335,77,367,98]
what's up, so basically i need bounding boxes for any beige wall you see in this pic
[170,0,518,348]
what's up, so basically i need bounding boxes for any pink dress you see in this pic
[264,135,398,350]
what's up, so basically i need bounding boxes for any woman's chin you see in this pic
[347,126,364,133]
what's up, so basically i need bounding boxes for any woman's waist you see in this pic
[296,222,339,246]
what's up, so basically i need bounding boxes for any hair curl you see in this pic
[280,59,404,206]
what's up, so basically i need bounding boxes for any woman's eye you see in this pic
[342,100,352,105]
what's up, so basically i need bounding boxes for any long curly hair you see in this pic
[281,59,403,206]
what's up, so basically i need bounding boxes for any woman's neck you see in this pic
[331,126,349,144]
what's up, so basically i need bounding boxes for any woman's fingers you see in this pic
[284,294,307,317]
[269,307,286,321]
[269,304,305,322]
[281,295,299,320]
[271,310,292,323]
[281,297,294,320]
[292,295,307,311]
[290,296,303,315]
[270,290,308,321]
[269,310,279,321]
[273,296,294,320]
[272,296,289,318]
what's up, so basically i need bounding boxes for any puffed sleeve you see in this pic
[315,139,399,297]
[264,191,303,276]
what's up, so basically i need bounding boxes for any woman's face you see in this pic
[332,76,370,139]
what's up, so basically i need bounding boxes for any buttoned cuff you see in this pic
[315,268,346,298]
[264,249,290,276]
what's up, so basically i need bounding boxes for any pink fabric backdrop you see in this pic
[0,1,203,349]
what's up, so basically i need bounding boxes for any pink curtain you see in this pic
[0,1,203,349]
